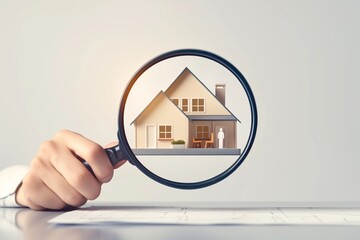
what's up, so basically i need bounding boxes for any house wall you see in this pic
[165,69,231,116]
[134,93,188,148]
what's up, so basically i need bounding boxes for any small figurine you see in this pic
[217,128,224,149]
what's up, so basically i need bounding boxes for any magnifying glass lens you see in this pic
[122,55,252,184]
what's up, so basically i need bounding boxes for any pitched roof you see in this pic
[165,67,241,123]
[131,67,241,125]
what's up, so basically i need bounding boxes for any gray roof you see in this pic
[187,115,237,121]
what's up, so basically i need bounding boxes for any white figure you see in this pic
[217,128,225,149]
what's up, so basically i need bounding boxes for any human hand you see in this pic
[15,129,126,210]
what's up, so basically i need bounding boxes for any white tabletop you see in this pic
[2,203,360,240]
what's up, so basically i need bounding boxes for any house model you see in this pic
[131,68,240,149]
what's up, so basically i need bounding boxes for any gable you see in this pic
[132,91,188,126]
[165,68,233,116]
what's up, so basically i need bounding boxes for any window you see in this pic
[192,98,205,112]
[171,98,180,108]
[181,98,189,112]
[196,125,210,139]
[159,125,172,139]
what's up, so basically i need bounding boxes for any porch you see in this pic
[187,115,238,149]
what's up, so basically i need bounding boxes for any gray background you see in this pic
[0,0,359,205]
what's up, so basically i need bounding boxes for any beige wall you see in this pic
[134,92,188,148]
[165,69,231,116]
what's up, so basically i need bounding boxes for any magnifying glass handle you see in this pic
[104,145,125,166]
[81,144,125,177]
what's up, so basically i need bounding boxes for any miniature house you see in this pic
[131,68,240,149]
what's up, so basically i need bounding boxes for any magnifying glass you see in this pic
[84,49,257,189]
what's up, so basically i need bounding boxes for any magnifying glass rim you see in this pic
[117,49,258,189]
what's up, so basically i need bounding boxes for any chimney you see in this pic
[215,84,225,105]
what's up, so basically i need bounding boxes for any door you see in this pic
[146,125,156,148]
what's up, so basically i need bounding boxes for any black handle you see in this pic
[81,145,125,176]
[104,145,125,166]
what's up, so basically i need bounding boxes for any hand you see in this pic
[15,129,126,210]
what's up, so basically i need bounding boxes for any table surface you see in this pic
[2,203,360,240]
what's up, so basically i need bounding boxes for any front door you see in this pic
[146,125,156,148]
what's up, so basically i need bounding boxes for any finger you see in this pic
[40,140,101,200]
[26,198,44,211]
[16,185,44,210]
[114,159,127,169]
[54,130,113,183]
[38,158,87,207]
[104,141,118,148]
[21,172,65,210]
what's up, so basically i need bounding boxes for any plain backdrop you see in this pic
[1,0,359,205]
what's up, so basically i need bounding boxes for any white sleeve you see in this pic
[0,165,29,207]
